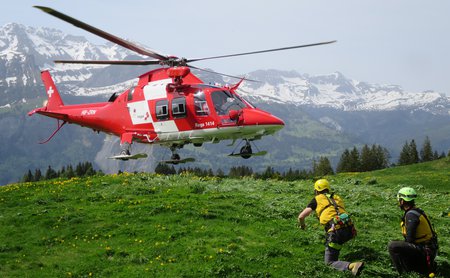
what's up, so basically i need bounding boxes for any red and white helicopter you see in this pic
[28,6,335,164]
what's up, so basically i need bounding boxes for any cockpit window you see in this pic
[194,91,209,116]
[211,90,246,115]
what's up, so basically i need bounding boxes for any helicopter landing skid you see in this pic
[108,153,148,161]
[162,157,195,165]
[228,151,267,158]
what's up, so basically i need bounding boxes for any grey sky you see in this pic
[2,1,450,95]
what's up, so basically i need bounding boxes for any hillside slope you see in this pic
[0,159,449,277]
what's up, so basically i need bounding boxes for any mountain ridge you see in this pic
[1,23,449,115]
[239,69,449,114]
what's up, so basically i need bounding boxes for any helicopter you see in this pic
[28,6,336,164]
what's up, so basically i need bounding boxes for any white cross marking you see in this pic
[47,86,54,98]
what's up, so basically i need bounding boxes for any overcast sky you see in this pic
[2,0,450,95]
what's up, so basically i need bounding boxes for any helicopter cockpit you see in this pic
[192,85,249,117]
[211,90,247,115]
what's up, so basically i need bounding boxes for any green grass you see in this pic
[0,158,449,277]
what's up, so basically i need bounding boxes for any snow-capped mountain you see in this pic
[1,23,449,115]
[0,23,133,89]
[238,70,450,114]
[0,23,132,65]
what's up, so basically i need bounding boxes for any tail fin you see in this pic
[41,70,64,110]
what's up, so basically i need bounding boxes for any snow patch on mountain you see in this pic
[69,78,139,96]
[319,116,343,132]
[0,23,131,62]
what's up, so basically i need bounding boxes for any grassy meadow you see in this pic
[0,158,449,277]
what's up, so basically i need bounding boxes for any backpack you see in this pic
[325,194,357,245]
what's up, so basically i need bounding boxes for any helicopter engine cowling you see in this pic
[167,66,190,79]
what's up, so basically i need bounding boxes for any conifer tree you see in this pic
[409,140,419,164]
[398,141,411,166]
[229,166,253,177]
[284,168,296,181]
[433,151,440,160]
[155,163,176,175]
[420,136,434,162]
[228,166,239,177]
[22,169,34,182]
[336,149,351,173]
[360,144,372,172]
[85,162,96,176]
[34,169,42,181]
[75,162,84,177]
[66,165,75,178]
[373,144,390,170]
[349,147,361,172]
[59,166,66,177]
[207,168,214,177]
[314,156,334,176]
[45,165,58,180]
[261,166,275,179]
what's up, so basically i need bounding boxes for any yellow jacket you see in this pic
[315,193,347,225]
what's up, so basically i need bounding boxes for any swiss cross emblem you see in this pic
[47,86,54,98]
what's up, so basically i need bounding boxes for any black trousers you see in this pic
[388,240,435,275]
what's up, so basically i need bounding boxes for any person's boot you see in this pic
[348,262,364,276]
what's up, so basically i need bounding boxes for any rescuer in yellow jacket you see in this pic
[388,187,439,276]
[298,179,364,276]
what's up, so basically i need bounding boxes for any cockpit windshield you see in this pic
[211,90,247,115]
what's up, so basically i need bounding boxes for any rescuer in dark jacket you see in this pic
[388,187,439,276]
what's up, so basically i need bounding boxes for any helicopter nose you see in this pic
[241,108,284,134]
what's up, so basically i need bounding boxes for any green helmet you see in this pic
[397,187,417,202]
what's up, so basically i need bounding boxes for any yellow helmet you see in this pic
[314,179,330,192]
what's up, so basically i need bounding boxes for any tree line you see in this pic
[21,136,447,182]
[336,144,390,173]
[22,162,99,182]
[154,161,328,181]
[398,136,446,166]
[155,136,447,179]
[336,136,447,173]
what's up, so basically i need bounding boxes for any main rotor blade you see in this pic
[187,40,337,63]
[34,6,168,61]
[54,60,161,65]
[187,64,259,82]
